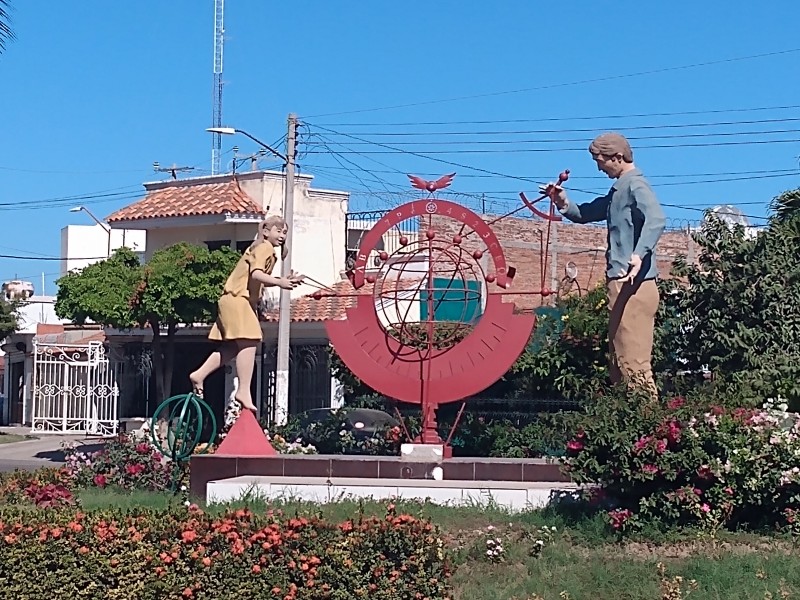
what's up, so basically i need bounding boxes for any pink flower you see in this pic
[566,439,584,453]
[667,396,685,410]
[724,487,734,496]
[633,436,652,454]
[642,464,660,475]
[125,464,145,476]
[655,439,668,454]
[135,442,151,454]
[93,474,107,488]
[700,503,711,513]
[693,488,703,496]
[608,509,633,530]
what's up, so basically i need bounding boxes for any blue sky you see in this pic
[1,0,799,293]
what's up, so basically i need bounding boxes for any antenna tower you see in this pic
[211,0,225,175]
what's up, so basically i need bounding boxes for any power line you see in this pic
[312,104,800,127]
[302,164,800,181]
[318,117,800,136]
[318,127,800,146]
[0,253,111,261]
[303,48,800,118]
[304,137,800,155]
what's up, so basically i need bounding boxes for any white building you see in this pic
[59,224,146,275]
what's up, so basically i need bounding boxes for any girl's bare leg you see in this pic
[189,342,237,397]
[233,340,259,412]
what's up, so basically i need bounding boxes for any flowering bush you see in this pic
[0,468,74,508]
[63,433,173,492]
[564,389,800,533]
[0,504,451,599]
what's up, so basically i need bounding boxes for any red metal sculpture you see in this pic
[315,171,570,456]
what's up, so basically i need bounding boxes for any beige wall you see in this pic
[125,171,349,299]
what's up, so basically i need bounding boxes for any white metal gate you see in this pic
[31,340,120,436]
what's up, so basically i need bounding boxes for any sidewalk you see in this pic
[0,427,106,472]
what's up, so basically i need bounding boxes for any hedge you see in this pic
[0,504,451,599]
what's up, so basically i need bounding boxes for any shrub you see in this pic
[62,433,173,492]
[0,504,451,599]
[564,386,800,533]
[0,468,73,508]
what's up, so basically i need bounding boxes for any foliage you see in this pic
[0,467,73,508]
[563,385,800,534]
[62,433,173,492]
[56,243,239,402]
[0,504,451,599]
[0,296,18,340]
[667,197,800,406]
[0,0,13,53]
[509,284,609,401]
[271,406,403,456]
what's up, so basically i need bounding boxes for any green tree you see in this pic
[0,297,18,340]
[56,243,239,402]
[669,188,800,405]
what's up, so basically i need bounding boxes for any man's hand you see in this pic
[288,270,305,284]
[619,254,642,283]
[538,182,569,210]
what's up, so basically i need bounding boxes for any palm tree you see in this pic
[0,0,14,54]
[769,188,800,225]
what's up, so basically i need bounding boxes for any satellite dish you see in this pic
[565,261,578,281]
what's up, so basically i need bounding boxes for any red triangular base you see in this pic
[214,410,278,457]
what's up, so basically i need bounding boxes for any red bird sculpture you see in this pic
[407,172,456,193]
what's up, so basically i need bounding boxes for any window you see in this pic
[205,240,231,252]
[419,278,483,323]
[236,240,251,254]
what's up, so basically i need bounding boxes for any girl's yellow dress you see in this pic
[208,241,277,342]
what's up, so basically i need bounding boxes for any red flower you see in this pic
[93,474,107,488]
[667,396,686,410]
[125,464,145,476]
[642,464,660,475]
[608,508,633,530]
[135,442,151,454]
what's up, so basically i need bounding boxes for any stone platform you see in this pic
[190,454,570,501]
[206,475,577,512]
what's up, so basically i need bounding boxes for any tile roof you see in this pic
[33,328,106,346]
[107,179,264,223]
[261,278,424,322]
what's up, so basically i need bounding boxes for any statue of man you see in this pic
[542,132,666,399]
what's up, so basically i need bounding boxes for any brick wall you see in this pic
[426,214,695,313]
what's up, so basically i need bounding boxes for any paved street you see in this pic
[0,429,104,472]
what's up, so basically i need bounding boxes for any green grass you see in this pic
[70,489,800,599]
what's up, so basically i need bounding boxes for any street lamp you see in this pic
[206,127,286,162]
[70,206,112,257]
[207,118,297,426]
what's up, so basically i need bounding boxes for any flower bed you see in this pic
[565,391,800,533]
[0,504,451,599]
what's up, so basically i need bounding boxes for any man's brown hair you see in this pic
[589,132,634,163]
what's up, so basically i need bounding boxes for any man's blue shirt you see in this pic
[560,168,666,282]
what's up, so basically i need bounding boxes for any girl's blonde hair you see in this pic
[252,215,288,260]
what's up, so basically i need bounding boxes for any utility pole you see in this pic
[274,113,297,425]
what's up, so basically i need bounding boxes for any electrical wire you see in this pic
[303,48,800,118]
[313,104,800,127]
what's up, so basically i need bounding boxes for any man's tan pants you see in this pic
[607,278,659,399]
